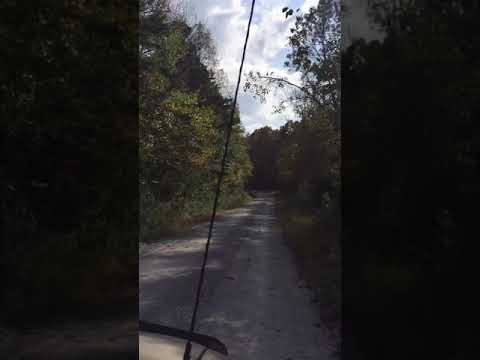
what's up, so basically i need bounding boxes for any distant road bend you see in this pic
[139,192,334,360]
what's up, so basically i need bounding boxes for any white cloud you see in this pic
[176,0,317,132]
[300,0,318,12]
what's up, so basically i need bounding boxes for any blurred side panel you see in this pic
[342,1,479,359]
[1,1,139,358]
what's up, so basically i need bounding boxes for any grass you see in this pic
[140,190,252,242]
[276,195,341,350]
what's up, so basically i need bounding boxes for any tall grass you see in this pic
[140,190,252,241]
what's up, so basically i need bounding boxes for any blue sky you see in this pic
[177,0,319,132]
[178,0,376,132]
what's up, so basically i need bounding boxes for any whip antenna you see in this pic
[183,1,256,359]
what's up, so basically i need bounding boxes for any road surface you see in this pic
[140,192,335,360]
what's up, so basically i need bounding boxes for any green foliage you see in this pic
[139,0,252,239]
[247,127,280,189]
[248,116,338,208]
[246,0,340,207]
[246,0,340,119]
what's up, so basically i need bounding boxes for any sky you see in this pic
[177,0,378,133]
[174,0,318,133]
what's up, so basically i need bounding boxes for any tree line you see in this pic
[246,0,340,212]
[139,0,252,239]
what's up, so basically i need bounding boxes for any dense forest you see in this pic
[139,0,252,240]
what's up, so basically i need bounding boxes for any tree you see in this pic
[245,0,340,206]
[245,0,340,124]
[139,0,252,238]
[247,127,280,190]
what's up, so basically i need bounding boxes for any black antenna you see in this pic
[182,0,256,359]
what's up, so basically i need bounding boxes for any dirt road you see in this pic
[140,192,335,360]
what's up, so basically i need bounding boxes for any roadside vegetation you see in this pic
[276,196,340,346]
[139,0,252,240]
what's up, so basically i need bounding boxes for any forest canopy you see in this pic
[139,0,252,239]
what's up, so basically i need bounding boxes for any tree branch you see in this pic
[257,75,304,91]
[257,75,323,107]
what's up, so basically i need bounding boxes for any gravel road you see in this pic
[140,192,335,360]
